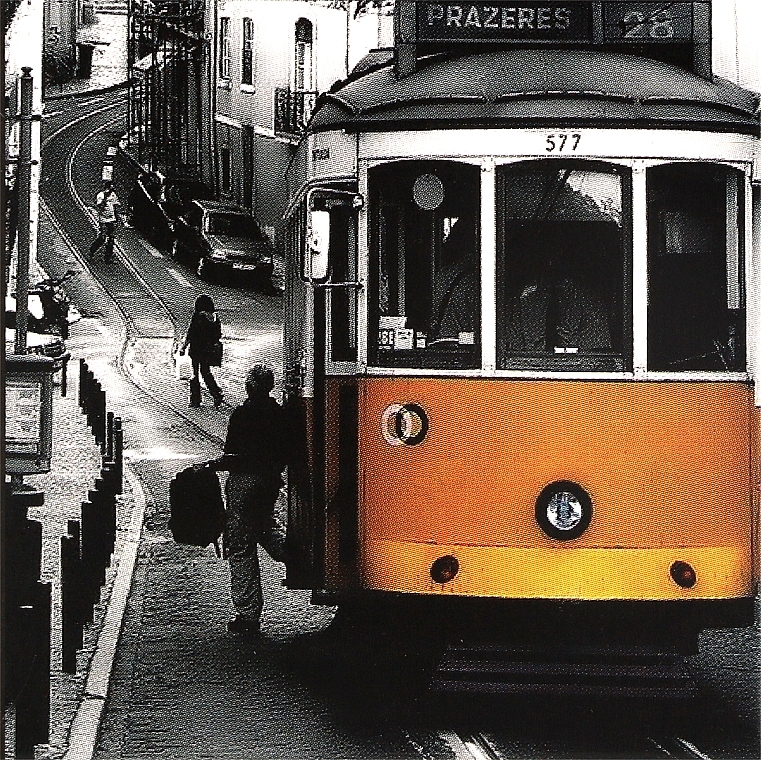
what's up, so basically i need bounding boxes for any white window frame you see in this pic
[219,17,231,80]
[241,17,255,89]
[355,159,752,381]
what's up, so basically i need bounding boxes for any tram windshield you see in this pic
[369,160,481,369]
[647,163,745,372]
[366,159,745,374]
[497,162,629,371]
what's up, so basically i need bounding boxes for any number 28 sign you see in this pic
[604,3,694,41]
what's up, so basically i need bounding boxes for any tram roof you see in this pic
[311,49,760,135]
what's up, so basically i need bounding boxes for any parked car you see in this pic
[127,169,212,250]
[172,200,275,286]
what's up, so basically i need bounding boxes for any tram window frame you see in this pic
[495,160,633,373]
[646,163,746,373]
[328,203,359,363]
[368,160,482,370]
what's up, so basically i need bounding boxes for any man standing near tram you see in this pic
[212,365,291,637]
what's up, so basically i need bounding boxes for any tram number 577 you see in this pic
[545,133,581,153]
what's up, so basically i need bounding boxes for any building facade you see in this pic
[201,0,393,243]
[203,0,345,242]
[128,0,205,174]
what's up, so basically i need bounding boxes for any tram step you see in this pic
[432,643,697,697]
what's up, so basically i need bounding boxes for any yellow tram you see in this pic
[281,0,760,686]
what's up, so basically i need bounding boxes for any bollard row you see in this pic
[60,411,124,674]
[2,487,51,758]
[3,364,124,755]
[78,358,107,452]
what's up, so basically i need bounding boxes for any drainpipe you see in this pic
[210,0,218,194]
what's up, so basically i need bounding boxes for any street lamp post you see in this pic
[14,66,35,355]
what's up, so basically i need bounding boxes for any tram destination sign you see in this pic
[417,2,593,41]
[413,2,700,44]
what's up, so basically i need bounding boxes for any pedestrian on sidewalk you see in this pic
[180,293,224,407]
[89,180,120,262]
[213,365,290,637]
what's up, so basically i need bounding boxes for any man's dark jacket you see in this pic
[222,393,290,474]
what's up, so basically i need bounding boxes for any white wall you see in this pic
[348,1,394,71]
[713,0,760,92]
[5,0,44,282]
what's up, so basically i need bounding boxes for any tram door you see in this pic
[284,199,361,593]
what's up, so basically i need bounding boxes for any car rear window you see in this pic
[208,213,265,240]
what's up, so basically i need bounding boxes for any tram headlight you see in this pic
[535,481,593,541]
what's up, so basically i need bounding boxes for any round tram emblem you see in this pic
[381,403,429,446]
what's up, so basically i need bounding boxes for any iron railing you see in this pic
[274,88,317,136]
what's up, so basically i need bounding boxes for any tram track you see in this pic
[647,736,713,759]
[41,96,226,446]
[411,729,714,759]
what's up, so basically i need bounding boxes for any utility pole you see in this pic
[14,67,35,354]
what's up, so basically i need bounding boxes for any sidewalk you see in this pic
[44,12,127,100]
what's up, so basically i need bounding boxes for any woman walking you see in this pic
[180,294,224,407]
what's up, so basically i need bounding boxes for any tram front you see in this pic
[282,1,760,669]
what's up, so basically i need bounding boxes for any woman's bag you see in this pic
[173,346,193,380]
[169,464,226,547]
[208,340,223,367]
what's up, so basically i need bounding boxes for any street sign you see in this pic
[5,354,55,475]
[417,2,594,41]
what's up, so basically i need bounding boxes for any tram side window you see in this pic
[369,161,481,369]
[497,162,630,371]
[329,205,358,362]
[647,164,746,372]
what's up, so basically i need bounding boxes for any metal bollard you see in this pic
[61,520,84,673]
[78,358,86,409]
[95,471,117,563]
[14,581,51,758]
[114,417,124,495]
[88,481,109,583]
[3,487,44,705]
[80,499,99,617]
[89,380,100,438]
[106,411,114,461]
[61,353,69,396]
[98,388,107,453]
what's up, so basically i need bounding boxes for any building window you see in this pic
[220,147,231,193]
[242,18,254,86]
[219,17,231,79]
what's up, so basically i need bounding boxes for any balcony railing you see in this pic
[274,88,317,136]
